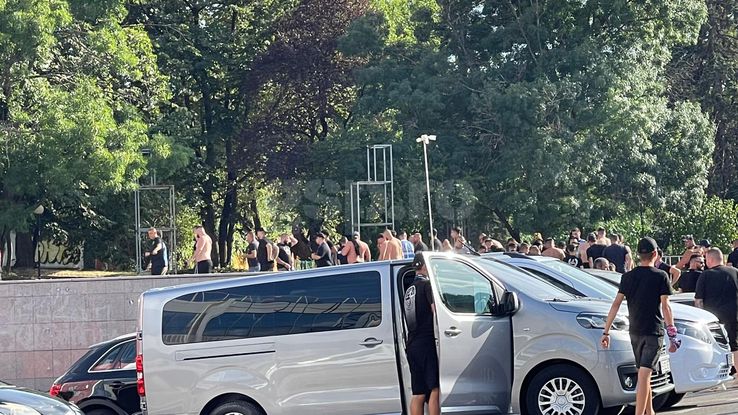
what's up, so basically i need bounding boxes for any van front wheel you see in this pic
[209,401,264,415]
[525,364,600,415]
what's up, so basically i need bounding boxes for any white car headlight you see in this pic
[674,320,712,344]
[577,313,629,331]
[0,402,42,415]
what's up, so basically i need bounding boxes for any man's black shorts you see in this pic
[630,334,662,370]
[725,321,738,352]
[406,341,439,396]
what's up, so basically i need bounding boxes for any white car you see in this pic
[487,254,734,410]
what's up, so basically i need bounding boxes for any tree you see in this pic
[130,0,369,267]
[329,0,713,240]
[0,0,172,271]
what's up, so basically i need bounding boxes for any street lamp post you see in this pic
[33,205,44,279]
[416,134,437,251]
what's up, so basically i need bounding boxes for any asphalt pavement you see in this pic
[621,379,738,414]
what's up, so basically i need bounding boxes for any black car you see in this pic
[0,379,85,415]
[50,334,140,415]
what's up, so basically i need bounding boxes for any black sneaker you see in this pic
[731,365,736,376]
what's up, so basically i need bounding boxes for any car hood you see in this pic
[547,297,618,314]
[671,302,717,324]
[0,385,82,415]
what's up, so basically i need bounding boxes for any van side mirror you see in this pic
[494,291,520,316]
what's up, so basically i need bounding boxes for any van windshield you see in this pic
[473,258,578,301]
[540,260,620,298]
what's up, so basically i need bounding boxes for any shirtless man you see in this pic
[379,229,403,260]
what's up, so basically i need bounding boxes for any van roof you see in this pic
[142,259,413,300]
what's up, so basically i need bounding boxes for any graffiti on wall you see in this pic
[36,240,84,269]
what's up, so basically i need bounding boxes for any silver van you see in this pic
[136,252,672,415]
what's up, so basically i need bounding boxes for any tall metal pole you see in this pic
[417,135,436,251]
[36,215,41,279]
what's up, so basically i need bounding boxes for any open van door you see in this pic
[423,253,515,414]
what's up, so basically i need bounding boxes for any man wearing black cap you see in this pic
[601,237,678,415]
[404,254,439,415]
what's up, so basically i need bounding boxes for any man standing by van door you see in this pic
[404,255,440,415]
[601,237,678,415]
[695,248,738,376]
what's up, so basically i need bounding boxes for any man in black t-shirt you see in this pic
[603,234,631,273]
[586,234,607,268]
[727,239,738,267]
[404,255,439,415]
[564,244,582,268]
[256,227,274,271]
[696,248,738,374]
[601,237,677,415]
[276,234,294,271]
[411,232,429,253]
[676,254,703,293]
[144,228,168,275]
[311,232,333,267]
[245,231,260,272]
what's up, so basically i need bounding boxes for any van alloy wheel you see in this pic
[525,364,598,415]
[209,401,263,415]
[537,377,586,415]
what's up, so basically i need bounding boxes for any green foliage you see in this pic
[657,196,738,254]
[0,0,180,268]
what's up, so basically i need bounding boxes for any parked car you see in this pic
[488,253,734,410]
[136,252,672,415]
[587,269,698,307]
[50,334,141,415]
[0,379,84,415]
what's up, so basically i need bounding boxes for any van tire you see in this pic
[661,392,685,409]
[525,364,600,415]
[87,410,116,415]
[651,392,671,411]
[208,401,263,415]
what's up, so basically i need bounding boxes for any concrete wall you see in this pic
[0,274,237,391]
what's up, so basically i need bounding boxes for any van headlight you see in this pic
[577,313,629,331]
[0,403,41,415]
[674,320,711,344]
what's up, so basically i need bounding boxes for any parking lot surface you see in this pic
[621,379,738,414]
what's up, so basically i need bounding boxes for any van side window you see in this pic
[161,271,382,345]
[431,259,495,315]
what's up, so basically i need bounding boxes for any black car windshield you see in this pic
[473,258,578,301]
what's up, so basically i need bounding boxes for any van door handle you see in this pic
[359,338,384,347]
[444,327,462,337]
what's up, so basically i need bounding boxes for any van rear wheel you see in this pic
[525,364,600,415]
[209,401,263,415]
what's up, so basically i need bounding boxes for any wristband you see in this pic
[666,325,678,338]
[602,332,609,336]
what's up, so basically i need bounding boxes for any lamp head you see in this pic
[33,205,44,215]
